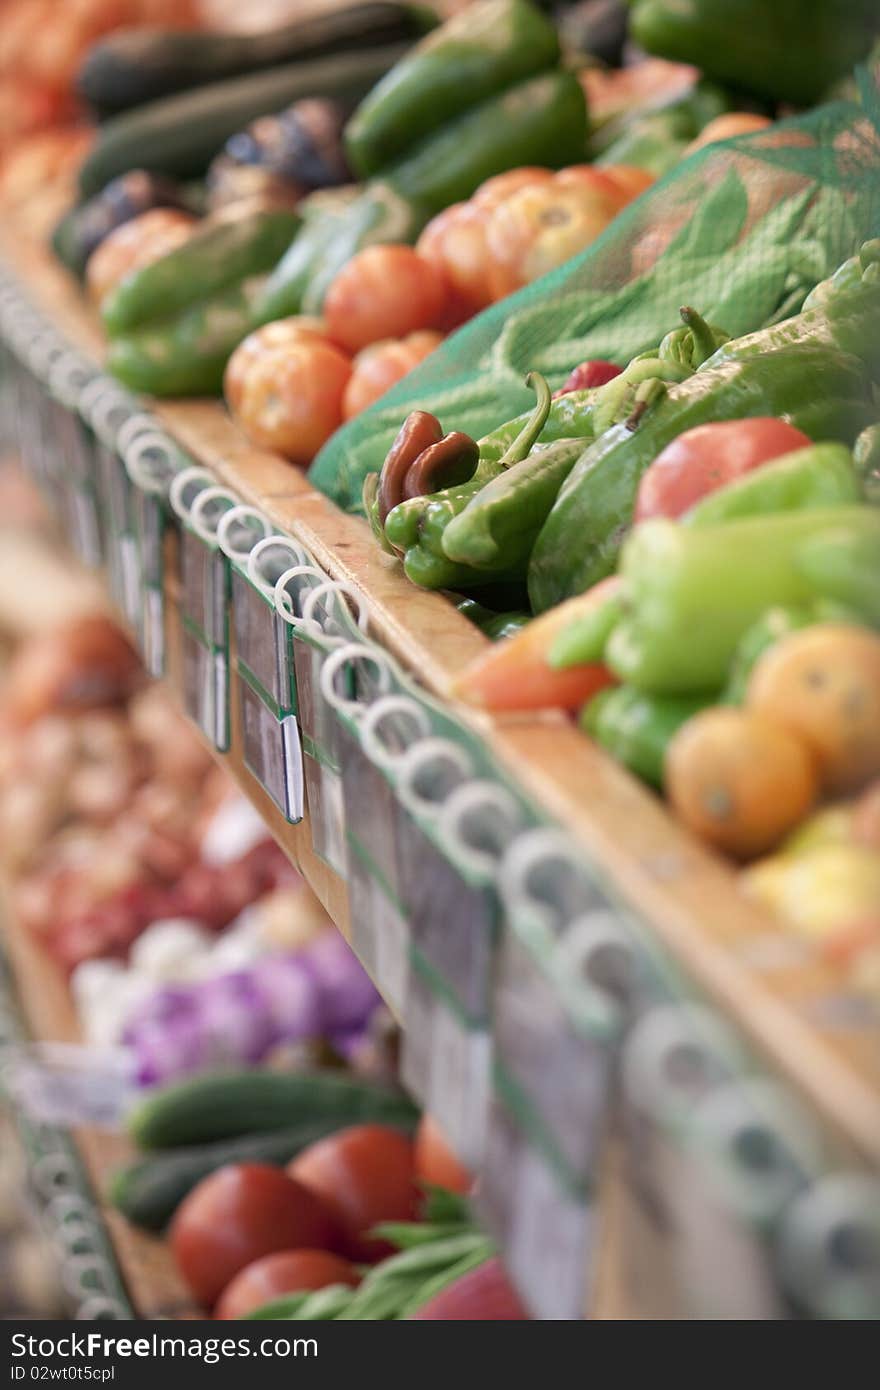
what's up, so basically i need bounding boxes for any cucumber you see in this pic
[127,1069,419,1150]
[78,45,411,199]
[78,4,435,120]
[109,1123,341,1232]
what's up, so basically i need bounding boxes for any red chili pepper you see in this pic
[552,360,622,398]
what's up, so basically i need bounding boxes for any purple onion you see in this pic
[196,971,278,1066]
[301,931,381,1032]
[250,954,324,1043]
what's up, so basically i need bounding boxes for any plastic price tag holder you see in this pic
[123,427,184,676]
[170,472,235,751]
[777,1173,880,1320]
[223,520,306,822]
[1,301,43,479]
[619,1003,792,1318]
[314,635,391,880]
[94,405,150,618]
[477,1093,595,1321]
[288,586,371,875]
[338,694,433,1015]
[46,353,103,569]
[395,754,525,1168]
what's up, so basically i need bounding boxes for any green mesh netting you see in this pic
[309,67,880,512]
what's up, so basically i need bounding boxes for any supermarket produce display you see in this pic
[0,0,879,1325]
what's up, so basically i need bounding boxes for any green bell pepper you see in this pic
[606,506,880,694]
[683,442,862,527]
[529,255,880,612]
[629,0,879,107]
[582,685,712,787]
[106,274,267,396]
[344,0,561,178]
[101,207,300,337]
[384,68,587,217]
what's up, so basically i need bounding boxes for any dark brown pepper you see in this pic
[377,411,443,523]
[403,431,479,499]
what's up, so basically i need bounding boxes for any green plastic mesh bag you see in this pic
[309,67,880,512]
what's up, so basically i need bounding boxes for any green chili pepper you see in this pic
[582,685,713,787]
[454,598,530,640]
[722,600,862,705]
[549,587,626,669]
[529,251,880,612]
[683,442,862,527]
[442,435,584,573]
[383,371,552,587]
[606,506,880,694]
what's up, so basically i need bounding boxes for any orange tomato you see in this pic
[224,316,332,415]
[484,172,624,300]
[665,708,818,858]
[746,626,880,795]
[323,244,448,353]
[342,330,443,419]
[452,578,619,713]
[234,339,352,465]
[591,164,655,205]
[85,208,197,307]
[414,1115,472,1195]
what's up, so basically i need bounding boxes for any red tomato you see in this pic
[552,359,622,397]
[414,1115,472,1195]
[170,1164,341,1310]
[85,208,197,307]
[323,244,448,353]
[416,202,494,319]
[233,339,352,465]
[484,175,623,300]
[634,418,813,521]
[214,1249,359,1320]
[289,1124,419,1262]
[342,330,443,419]
[566,164,654,207]
[224,316,332,414]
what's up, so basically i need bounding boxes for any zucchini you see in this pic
[78,45,411,199]
[127,1069,419,1150]
[78,4,435,120]
[109,1123,341,1232]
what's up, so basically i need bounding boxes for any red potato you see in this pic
[409,1256,529,1320]
[323,244,449,353]
[171,1163,342,1310]
[214,1249,359,1320]
[224,316,332,414]
[234,339,352,465]
[289,1124,419,1262]
[634,418,812,522]
[342,331,443,419]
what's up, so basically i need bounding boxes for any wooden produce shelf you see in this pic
[1,189,878,1184]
